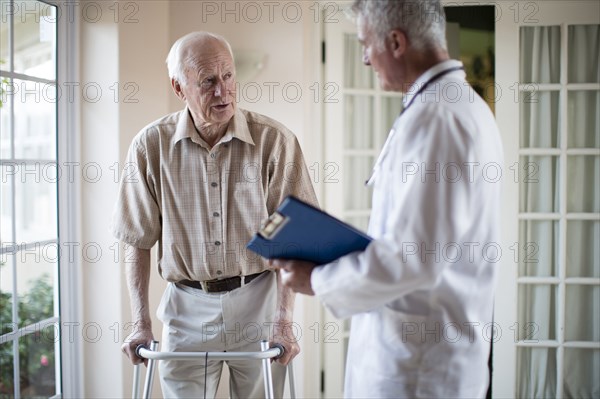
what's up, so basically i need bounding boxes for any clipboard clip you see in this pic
[259,211,289,239]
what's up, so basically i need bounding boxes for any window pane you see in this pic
[343,155,374,211]
[0,89,11,158]
[518,220,559,277]
[344,95,374,149]
[518,284,557,340]
[519,156,560,213]
[568,90,600,148]
[381,96,403,142]
[1,165,14,244]
[0,0,9,66]
[13,1,56,80]
[520,91,560,148]
[0,254,15,327]
[565,285,600,342]
[566,220,600,278]
[19,326,58,397]
[517,347,557,399]
[15,162,58,243]
[0,341,16,396]
[567,156,600,213]
[564,348,600,399]
[520,26,561,84]
[0,255,16,396]
[16,252,56,328]
[568,25,600,84]
[13,79,57,160]
[344,34,373,89]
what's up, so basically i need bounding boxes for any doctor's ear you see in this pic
[387,29,407,58]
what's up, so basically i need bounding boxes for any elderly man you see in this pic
[112,31,316,398]
[274,1,503,398]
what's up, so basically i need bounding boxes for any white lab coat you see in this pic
[312,60,504,398]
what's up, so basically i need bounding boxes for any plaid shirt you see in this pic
[111,107,317,282]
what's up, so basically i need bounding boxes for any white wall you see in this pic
[78,0,323,397]
[79,1,170,397]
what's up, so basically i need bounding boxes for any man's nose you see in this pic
[214,81,223,97]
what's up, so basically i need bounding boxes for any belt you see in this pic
[177,271,267,293]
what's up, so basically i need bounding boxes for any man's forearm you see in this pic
[125,245,152,328]
[275,269,296,321]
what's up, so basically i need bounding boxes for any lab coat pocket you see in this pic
[379,306,430,372]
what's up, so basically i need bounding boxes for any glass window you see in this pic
[520,26,561,84]
[0,1,60,397]
[519,155,560,213]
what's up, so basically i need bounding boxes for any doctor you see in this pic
[273,0,503,397]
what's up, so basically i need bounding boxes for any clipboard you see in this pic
[246,196,372,265]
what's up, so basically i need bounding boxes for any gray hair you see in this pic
[166,32,234,85]
[351,0,447,52]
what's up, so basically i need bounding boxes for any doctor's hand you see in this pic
[270,259,317,296]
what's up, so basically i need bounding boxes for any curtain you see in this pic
[519,25,600,399]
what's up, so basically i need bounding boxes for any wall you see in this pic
[79,1,170,397]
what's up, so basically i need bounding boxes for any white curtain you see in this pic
[342,34,399,231]
[519,25,600,399]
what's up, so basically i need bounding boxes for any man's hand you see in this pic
[271,319,300,366]
[271,259,317,295]
[121,322,154,366]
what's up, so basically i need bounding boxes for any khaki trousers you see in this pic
[156,271,286,398]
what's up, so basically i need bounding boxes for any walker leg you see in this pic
[132,364,140,399]
[142,341,159,399]
[261,340,275,399]
[288,361,296,399]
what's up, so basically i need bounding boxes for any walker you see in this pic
[132,340,296,399]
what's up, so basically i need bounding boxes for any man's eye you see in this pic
[201,78,215,87]
[224,72,232,80]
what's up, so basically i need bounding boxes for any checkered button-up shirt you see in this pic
[111,107,318,282]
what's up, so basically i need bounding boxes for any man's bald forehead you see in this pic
[179,32,232,58]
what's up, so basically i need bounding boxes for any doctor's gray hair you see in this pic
[166,32,234,85]
[351,0,447,52]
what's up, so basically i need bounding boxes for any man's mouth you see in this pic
[213,103,230,111]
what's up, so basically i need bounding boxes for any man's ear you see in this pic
[388,29,407,58]
[171,78,185,101]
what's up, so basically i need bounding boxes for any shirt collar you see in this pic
[223,108,255,146]
[173,107,255,147]
[402,59,465,108]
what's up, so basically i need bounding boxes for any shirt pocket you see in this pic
[231,182,268,232]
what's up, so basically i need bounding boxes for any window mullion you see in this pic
[556,20,571,399]
[7,1,22,397]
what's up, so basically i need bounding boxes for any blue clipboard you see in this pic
[246,196,372,265]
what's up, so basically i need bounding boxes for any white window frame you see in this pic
[0,1,82,397]
[55,0,83,396]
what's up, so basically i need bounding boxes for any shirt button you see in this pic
[216,270,222,275]
[210,153,216,159]
[211,182,218,187]
[215,241,221,246]
[213,212,220,217]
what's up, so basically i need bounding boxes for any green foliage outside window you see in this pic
[0,270,56,397]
